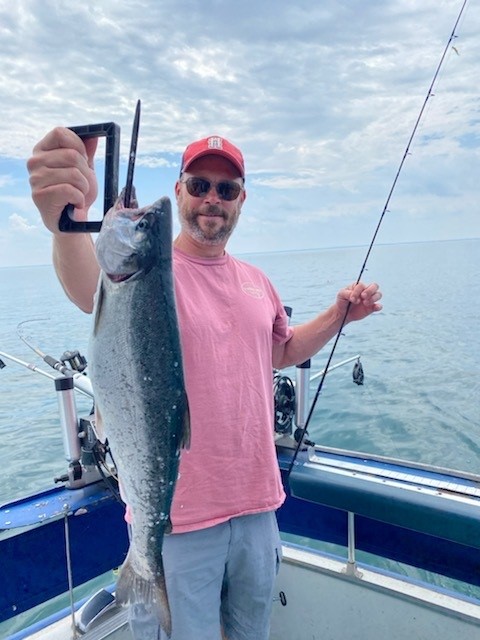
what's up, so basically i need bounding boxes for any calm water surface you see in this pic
[247,239,480,470]
[0,238,479,636]
[1,239,479,506]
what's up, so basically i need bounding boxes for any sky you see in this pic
[0,0,478,267]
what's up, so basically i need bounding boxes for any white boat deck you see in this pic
[20,545,480,640]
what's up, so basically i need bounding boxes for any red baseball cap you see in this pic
[180,135,245,178]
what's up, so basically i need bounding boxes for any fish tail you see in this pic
[115,550,171,637]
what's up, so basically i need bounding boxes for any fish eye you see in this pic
[137,218,150,231]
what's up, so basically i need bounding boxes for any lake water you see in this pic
[0,238,479,636]
[0,238,479,506]
[246,238,480,471]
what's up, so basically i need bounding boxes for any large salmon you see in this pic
[88,189,189,637]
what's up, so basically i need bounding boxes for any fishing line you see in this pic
[286,0,470,478]
[17,319,75,375]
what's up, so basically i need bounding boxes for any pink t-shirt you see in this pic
[125,247,293,533]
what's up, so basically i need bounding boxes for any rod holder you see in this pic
[295,359,311,429]
[55,376,81,463]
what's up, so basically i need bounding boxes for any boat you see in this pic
[1,340,480,640]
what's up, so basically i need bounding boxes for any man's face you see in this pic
[175,155,246,247]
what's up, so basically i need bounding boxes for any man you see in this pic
[28,131,382,640]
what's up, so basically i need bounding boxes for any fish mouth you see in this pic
[107,271,142,283]
[107,273,132,283]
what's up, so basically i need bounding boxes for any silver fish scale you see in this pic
[88,196,189,634]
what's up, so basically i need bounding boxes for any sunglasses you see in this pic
[181,176,243,201]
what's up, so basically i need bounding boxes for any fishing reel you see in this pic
[1,328,119,492]
[273,372,296,435]
[274,305,297,436]
[60,349,88,373]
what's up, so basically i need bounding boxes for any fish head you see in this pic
[95,189,172,282]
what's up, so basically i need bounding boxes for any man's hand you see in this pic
[336,282,383,323]
[27,127,98,233]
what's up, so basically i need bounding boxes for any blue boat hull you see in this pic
[2,445,480,627]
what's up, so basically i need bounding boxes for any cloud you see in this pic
[1,1,477,157]
[8,213,37,233]
[252,171,323,190]
[0,0,478,266]
[0,174,16,188]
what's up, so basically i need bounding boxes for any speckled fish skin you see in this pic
[89,189,189,638]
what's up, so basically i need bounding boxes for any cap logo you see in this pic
[207,136,223,150]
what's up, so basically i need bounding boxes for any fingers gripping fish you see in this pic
[89,188,190,637]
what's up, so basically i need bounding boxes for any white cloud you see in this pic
[172,46,238,83]
[252,171,322,190]
[0,174,15,188]
[9,213,37,232]
[0,0,478,265]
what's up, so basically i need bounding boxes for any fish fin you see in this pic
[115,548,171,637]
[181,402,191,450]
[93,280,105,336]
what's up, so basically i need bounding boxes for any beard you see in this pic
[180,203,240,246]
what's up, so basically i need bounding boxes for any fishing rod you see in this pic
[1,328,123,496]
[16,319,93,397]
[0,350,59,383]
[286,0,470,478]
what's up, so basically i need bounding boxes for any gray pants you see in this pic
[128,511,282,640]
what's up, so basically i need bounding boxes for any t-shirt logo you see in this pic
[242,282,264,299]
